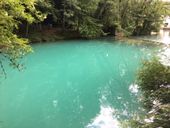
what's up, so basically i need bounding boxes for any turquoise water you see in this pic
[0,40,153,128]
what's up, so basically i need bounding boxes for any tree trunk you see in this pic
[62,0,66,31]
[25,22,29,37]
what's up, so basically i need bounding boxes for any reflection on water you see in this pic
[0,41,155,128]
[137,29,170,45]
[159,30,170,45]
[86,83,141,128]
[135,29,170,67]
[86,105,119,128]
[83,33,170,128]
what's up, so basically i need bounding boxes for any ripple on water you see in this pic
[86,105,120,128]
[0,41,155,128]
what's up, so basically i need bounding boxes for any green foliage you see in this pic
[59,0,103,38]
[49,0,167,37]
[130,104,170,128]
[119,0,166,35]
[0,0,46,75]
[152,88,170,104]
[163,2,170,16]
[96,0,119,26]
[130,58,170,128]
[137,58,170,92]
[36,0,57,21]
[145,104,170,128]
[79,16,103,38]
[139,1,164,34]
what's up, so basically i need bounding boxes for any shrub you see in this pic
[128,58,170,128]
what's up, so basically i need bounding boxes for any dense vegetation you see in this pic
[29,0,168,38]
[0,0,49,76]
[0,0,170,127]
[128,58,170,128]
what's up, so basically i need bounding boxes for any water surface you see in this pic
[0,40,154,128]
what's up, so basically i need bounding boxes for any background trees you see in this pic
[12,0,166,39]
[42,0,167,37]
[54,0,103,38]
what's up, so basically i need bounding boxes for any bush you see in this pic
[128,58,170,128]
[137,58,170,93]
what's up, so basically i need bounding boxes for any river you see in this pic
[0,39,159,128]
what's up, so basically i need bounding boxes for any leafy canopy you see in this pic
[131,58,170,128]
[0,0,46,75]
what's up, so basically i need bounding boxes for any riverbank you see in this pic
[27,28,82,43]
[26,27,170,48]
[119,37,166,46]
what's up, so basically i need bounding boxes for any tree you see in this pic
[95,0,119,35]
[128,58,170,128]
[64,0,103,38]
[131,0,165,35]
[0,0,47,76]
[47,0,167,37]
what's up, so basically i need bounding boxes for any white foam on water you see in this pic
[129,84,139,94]
[52,100,58,108]
[80,105,84,111]
[86,105,120,128]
